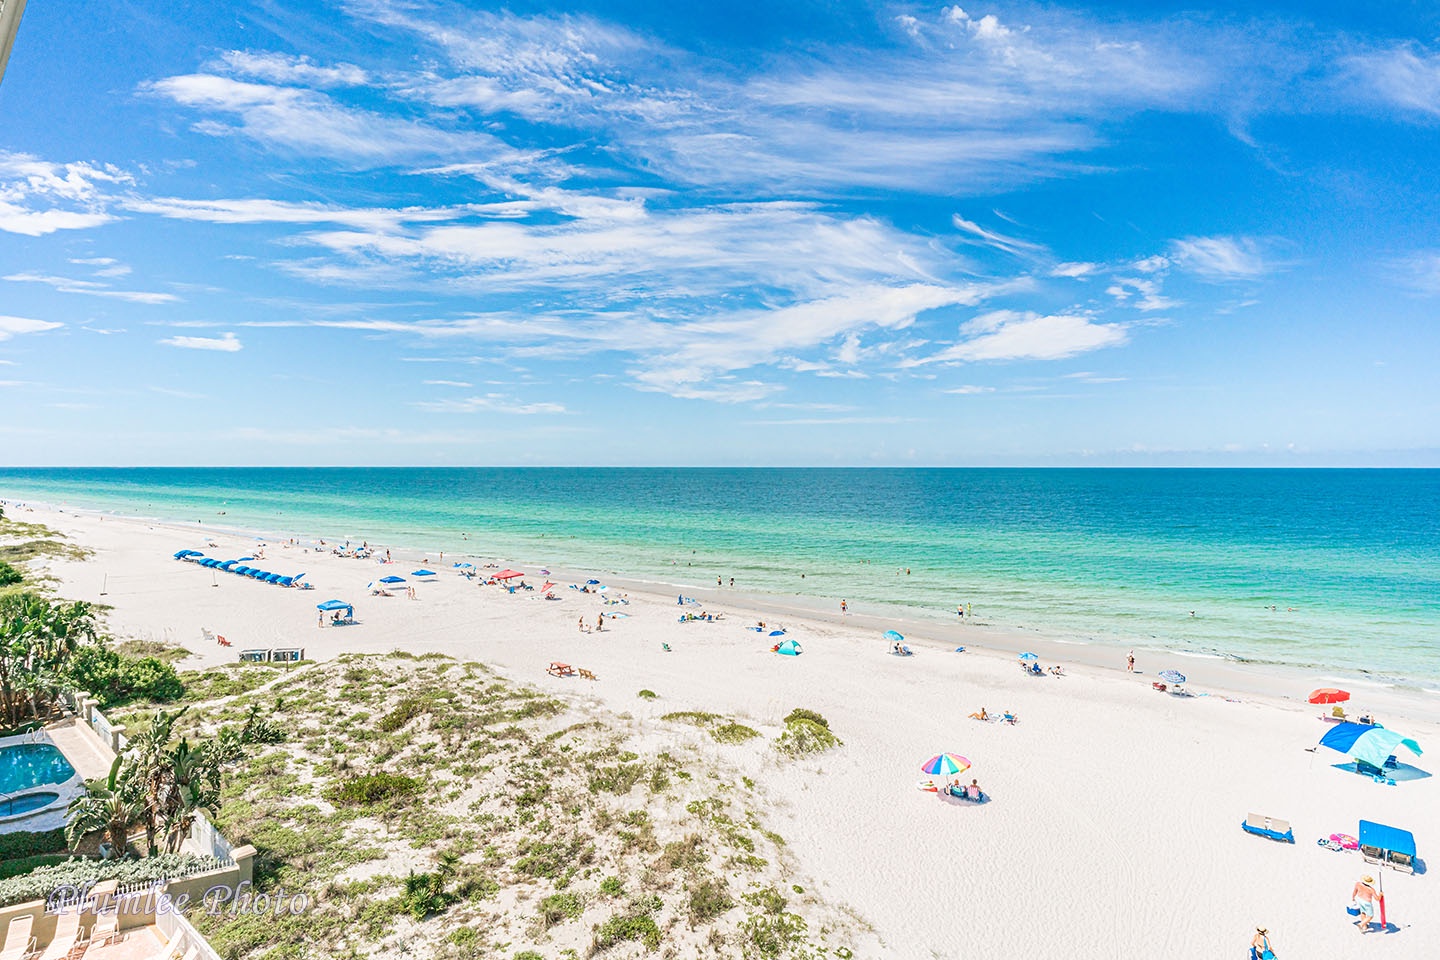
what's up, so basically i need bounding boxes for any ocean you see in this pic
[1,468,1437,686]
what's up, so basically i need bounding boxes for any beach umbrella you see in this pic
[883,630,904,643]
[1320,723,1422,770]
[541,581,555,592]
[1158,669,1187,685]
[921,754,971,777]
[1018,652,1038,661]
[1309,688,1350,705]
[496,569,525,580]
[453,562,474,569]
[540,568,551,575]
[769,629,787,637]
[379,575,406,584]
[586,578,600,585]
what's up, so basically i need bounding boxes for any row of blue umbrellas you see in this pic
[174,550,305,587]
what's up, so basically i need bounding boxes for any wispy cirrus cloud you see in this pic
[907,310,1130,366]
[0,315,64,341]
[158,332,243,351]
[4,273,179,304]
[1342,44,1440,117]
[1169,235,1277,281]
[1392,251,1440,294]
[217,51,369,88]
[413,393,565,414]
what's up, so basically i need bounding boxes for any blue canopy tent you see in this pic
[775,639,803,656]
[1358,820,1416,874]
[317,599,354,622]
[378,575,406,585]
[411,569,437,578]
[1320,723,1422,773]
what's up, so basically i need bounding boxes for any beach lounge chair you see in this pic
[0,915,34,960]
[1240,813,1295,843]
[36,907,81,960]
[1152,681,1167,692]
[1359,820,1416,874]
[1002,712,1018,724]
[578,668,598,681]
[90,909,120,947]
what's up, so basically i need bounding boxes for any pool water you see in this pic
[0,744,76,794]
[0,792,59,816]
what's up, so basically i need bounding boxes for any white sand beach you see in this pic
[16,503,1440,960]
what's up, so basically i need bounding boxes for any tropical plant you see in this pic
[64,758,141,856]
[0,593,97,727]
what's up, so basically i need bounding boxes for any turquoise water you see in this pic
[2,468,1438,685]
[0,744,76,794]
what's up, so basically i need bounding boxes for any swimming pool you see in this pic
[0,744,77,794]
[0,791,60,816]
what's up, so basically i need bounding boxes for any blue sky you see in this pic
[1,0,1438,466]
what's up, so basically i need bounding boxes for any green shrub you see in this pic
[659,711,721,727]
[0,854,227,908]
[776,718,841,757]
[637,689,657,700]
[400,869,451,919]
[588,763,645,795]
[378,697,429,733]
[711,723,760,744]
[538,891,584,929]
[326,772,420,806]
[782,708,828,729]
[592,896,663,952]
[0,560,22,587]
[686,876,734,922]
[65,645,184,707]
[0,828,66,862]
[599,875,624,897]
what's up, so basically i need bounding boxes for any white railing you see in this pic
[154,906,223,960]
[186,813,232,862]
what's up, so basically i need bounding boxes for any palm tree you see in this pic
[65,758,141,858]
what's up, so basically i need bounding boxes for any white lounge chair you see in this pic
[36,908,81,960]
[0,915,35,960]
[90,910,119,947]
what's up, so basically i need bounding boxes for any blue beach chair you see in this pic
[1241,813,1294,843]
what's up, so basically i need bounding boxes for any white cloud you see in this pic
[0,315,64,341]
[413,393,565,414]
[1169,236,1274,281]
[942,384,995,394]
[145,74,515,165]
[1343,45,1440,117]
[121,196,485,230]
[953,215,1046,259]
[1050,261,1098,278]
[1106,276,1177,311]
[217,51,369,88]
[159,332,243,352]
[423,379,473,387]
[0,153,129,236]
[908,310,1129,365]
[1392,251,1440,295]
[4,272,180,304]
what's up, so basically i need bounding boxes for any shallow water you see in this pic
[2,467,1437,683]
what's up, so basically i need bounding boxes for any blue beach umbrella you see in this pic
[587,579,601,585]
[1320,723,1422,770]
[769,629,787,637]
[1018,652,1038,661]
[1158,670,1187,684]
[883,630,904,643]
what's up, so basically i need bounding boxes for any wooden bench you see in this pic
[578,668,598,681]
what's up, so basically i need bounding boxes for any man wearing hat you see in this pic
[1351,875,1382,932]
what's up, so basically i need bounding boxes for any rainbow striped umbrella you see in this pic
[920,754,970,776]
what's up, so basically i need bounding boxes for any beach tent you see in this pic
[1321,723,1422,770]
[317,599,354,619]
[775,639,802,656]
[411,569,437,578]
[378,575,406,585]
[1358,820,1416,874]
[496,569,525,580]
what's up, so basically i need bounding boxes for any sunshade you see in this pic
[1309,688,1350,704]
[586,578,601,585]
[317,599,352,612]
[411,569,437,577]
[1018,652,1038,661]
[541,581,555,592]
[378,575,406,584]
[775,639,802,656]
[1158,669,1187,684]
[1358,820,1415,859]
[883,630,904,643]
[1320,722,1422,769]
[496,569,525,579]
[921,754,970,776]
[769,629,787,637]
[453,562,474,569]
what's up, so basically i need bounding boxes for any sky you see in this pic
[1,0,1438,466]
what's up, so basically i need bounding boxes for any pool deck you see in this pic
[46,718,117,782]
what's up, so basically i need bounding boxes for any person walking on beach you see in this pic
[1127,650,1135,672]
[1352,875,1381,932]
[840,599,848,615]
[596,612,604,632]
[1249,927,1275,959]
[578,617,586,634]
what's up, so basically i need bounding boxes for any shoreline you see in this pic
[9,495,1440,726]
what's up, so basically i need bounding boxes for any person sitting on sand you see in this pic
[968,707,989,721]
[1003,710,1018,724]
[967,778,982,800]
